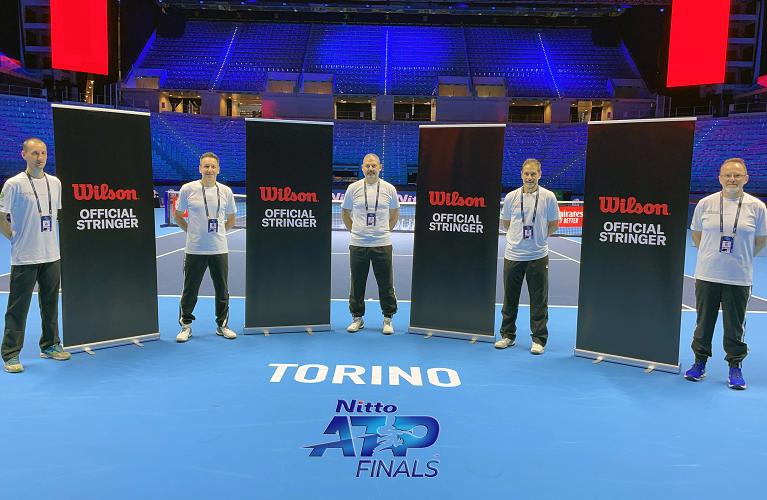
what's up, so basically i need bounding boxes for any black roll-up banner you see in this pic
[575,118,695,372]
[408,125,505,342]
[52,104,159,351]
[245,119,333,334]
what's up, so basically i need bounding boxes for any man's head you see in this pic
[21,138,47,171]
[719,158,748,197]
[361,153,382,183]
[520,158,541,192]
[199,152,220,183]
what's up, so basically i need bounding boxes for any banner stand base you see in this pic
[409,326,494,343]
[65,333,161,354]
[574,348,679,374]
[244,324,332,335]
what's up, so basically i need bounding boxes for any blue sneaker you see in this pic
[40,344,71,361]
[684,361,706,381]
[728,367,747,390]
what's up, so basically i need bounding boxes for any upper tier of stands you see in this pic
[130,21,641,98]
[2,95,766,194]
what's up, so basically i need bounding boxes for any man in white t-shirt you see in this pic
[685,158,767,390]
[341,153,400,335]
[0,138,70,373]
[174,152,238,342]
[495,158,560,354]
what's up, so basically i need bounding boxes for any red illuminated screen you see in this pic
[667,0,730,87]
[50,0,108,75]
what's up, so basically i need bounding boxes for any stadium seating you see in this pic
[2,95,767,195]
[0,94,55,174]
[304,25,385,95]
[217,23,310,93]
[131,22,640,98]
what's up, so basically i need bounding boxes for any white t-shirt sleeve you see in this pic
[756,201,767,237]
[175,186,189,213]
[225,188,237,215]
[501,192,513,221]
[547,193,560,222]
[389,185,400,209]
[690,200,704,231]
[53,177,62,210]
[341,185,354,210]
[0,180,16,213]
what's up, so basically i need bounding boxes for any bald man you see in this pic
[685,158,767,390]
[341,153,400,335]
[0,137,70,374]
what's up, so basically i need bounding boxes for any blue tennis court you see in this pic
[1,209,766,499]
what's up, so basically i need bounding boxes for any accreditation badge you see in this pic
[40,215,52,232]
[208,219,218,233]
[523,225,533,240]
[366,212,377,227]
[719,236,734,253]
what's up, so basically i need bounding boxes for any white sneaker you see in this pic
[382,318,394,335]
[494,337,516,349]
[531,342,545,355]
[347,317,364,333]
[216,326,237,339]
[176,324,192,343]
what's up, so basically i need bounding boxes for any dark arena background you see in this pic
[1,1,767,498]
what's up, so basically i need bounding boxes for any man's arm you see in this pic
[0,212,11,240]
[174,210,189,232]
[389,208,399,230]
[225,213,236,231]
[501,219,510,232]
[341,208,353,231]
[691,230,701,247]
[755,236,767,255]
[547,219,559,237]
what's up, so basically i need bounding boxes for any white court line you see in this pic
[155,229,243,259]
[548,249,580,264]
[553,234,703,310]
[155,230,184,239]
[152,294,767,313]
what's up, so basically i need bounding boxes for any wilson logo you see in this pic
[428,191,486,208]
[599,196,670,216]
[260,186,318,203]
[72,184,138,201]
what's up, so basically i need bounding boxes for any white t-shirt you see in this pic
[176,181,237,255]
[691,192,767,286]
[0,172,62,266]
[341,179,399,247]
[501,186,560,261]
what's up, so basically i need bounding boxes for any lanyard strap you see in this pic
[25,172,52,216]
[201,181,220,219]
[520,188,540,225]
[364,181,380,213]
[720,192,744,236]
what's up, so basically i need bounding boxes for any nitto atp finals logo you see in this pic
[305,399,441,478]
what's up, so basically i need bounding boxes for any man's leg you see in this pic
[691,279,722,363]
[721,284,750,367]
[179,254,208,326]
[526,255,549,347]
[349,246,371,318]
[208,253,230,328]
[2,264,39,361]
[370,245,397,317]
[37,259,61,351]
[500,259,527,342]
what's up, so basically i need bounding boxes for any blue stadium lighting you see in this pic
[660,7,665,12]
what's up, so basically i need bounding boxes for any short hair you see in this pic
[199,152,220,165]
[720,157,747,174]
[22,137,46,152]
[521,158,541,173]
[362,153,381,165]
